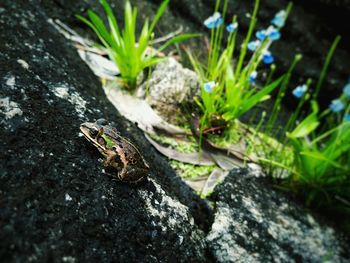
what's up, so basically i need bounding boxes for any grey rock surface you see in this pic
[138,57,199,124]
[207,169,350,263]
[0,1,210,262]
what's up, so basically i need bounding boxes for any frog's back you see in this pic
[103,125,147,166]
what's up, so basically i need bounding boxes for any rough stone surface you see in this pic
[1,0,350,262]
[207,169,350,263]
[138,57,199,124]
[0,1,210,262]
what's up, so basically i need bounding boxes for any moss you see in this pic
[150,132,198,153]
[206,121,243,147]
[149,133,216,179]
[150,120,295,181]
[170,160,215,179]
[205,120,295,178]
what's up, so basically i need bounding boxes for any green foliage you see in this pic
[265,53,302,135]
[285,103,350,206]
[170,160,215,179]
[149,133,215,179]
[77,0,197,89]
[256,35,349,209]
[188,0,290,131]
[314,36,341,100]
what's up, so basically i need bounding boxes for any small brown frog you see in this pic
[80,119,149,183]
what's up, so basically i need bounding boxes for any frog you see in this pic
[80,119,149,183]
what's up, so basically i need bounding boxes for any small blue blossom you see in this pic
[271,10,286,28]
[247,40,261,51]
[343,83,350,98]
[329,99,345,113]
[344,114,350,122]
[262,50,274,64]
[292,84,308,98]
[203,81,216,93]
[249,71,258,84]
[204,12,223,29]
[256,30,267,41]
[266,26,281,41]
[226,22,238,33]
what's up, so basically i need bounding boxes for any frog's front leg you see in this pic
[104,149,119,169]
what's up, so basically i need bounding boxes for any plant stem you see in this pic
[234,0,259,77]
[266,53,302,136]
[283,79,312,137]
[313,35,341,100]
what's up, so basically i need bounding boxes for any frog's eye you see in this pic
[89,127,99,137]
[96,119,108,125]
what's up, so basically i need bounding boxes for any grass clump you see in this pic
[187,0,292,132]
[77,0,197,89]
[189,0,349,227]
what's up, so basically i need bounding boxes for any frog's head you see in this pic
[80,119,109,151]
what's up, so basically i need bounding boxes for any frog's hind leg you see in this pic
[103,151,122,170]
[103,169,119,181]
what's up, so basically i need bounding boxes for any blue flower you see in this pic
[329,99,345,113]
[266,26,281,41]
[271,10,286,28]
[256,30,267,41]
[247,40,261,51]
[262,51,274,64]
[204,12,223,29]
[343,83,350,98]
[292,84,307,98]
[226,22,238,33]
[344,114,350,122]
[249,71,258,84]
[203,81,216,93]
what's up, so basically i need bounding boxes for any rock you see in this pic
[1,0,349,262]
[138,57,199,124]
[207,169,350,262]
[0,1,210,262]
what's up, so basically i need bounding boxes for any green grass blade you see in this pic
[76,14,110,48]
[100,0,122,45]
[238,75,284,116]
[137,20,150,57]
[300,151,344,170]
[313,35,341,99]
[158,33,201,52]
[258,157,295,174]
[234,0,259,76]
[288,113,319,138]
[142,57,165,68]
[150,0,169,33]
[87,10,113,46]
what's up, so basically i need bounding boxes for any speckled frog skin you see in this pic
[80,119,149,183]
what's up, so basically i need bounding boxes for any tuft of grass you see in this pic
[286,104,350,206]
[77,0,198,89]
[187,0,289,134]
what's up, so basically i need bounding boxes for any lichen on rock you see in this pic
[207,169,350,262]
[138,57,199,124]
